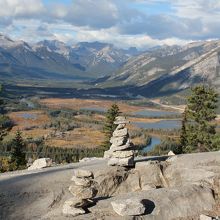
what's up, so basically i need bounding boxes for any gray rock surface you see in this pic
[1,152,220,220]
[200,214,212,220]
[111,198,146,216]
[90,184,216,220]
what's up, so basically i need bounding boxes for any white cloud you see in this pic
[0,0,45,17]
[0,0,220,48]
[73,27,190,49]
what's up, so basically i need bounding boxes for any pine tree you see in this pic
[0,84,5,141]
[179,108,187,150]
[183,85,218,152]
[102,103,120,149]
[11,131,26,169]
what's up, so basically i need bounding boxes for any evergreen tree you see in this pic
[183,85,218,152]
[11,131,26,169]
[179,108,187,150]
[0,84,5,141]
[102,103,120,149]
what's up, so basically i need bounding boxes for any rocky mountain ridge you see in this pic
[99,40,220,97]
[0,34,137,81]
[1,34,220,98]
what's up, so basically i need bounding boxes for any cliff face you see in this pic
[0,151,220,219]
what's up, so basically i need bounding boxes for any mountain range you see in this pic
[97,40,220,97]
[0,34,220,98]
[0,34,138,82]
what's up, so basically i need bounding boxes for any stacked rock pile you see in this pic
[63,169,97,217]
[104,116,135,167]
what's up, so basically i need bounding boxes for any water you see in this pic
[141,136,161,153]
[133,120,181,130]
[21,113,37,119]
[133,109,180,117]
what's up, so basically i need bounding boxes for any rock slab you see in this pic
[27,158,52,170]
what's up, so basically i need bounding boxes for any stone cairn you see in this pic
[104,116,135,167]
[63,169,97,217]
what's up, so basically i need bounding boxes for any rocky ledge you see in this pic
[0,151,220,220]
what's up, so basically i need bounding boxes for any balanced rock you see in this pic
[105,116,135,167]
[62,199,85,217]
[112,150,134,158]
[113,128,128,137]
[111,198,146,216]
[64,169,97,217]
[116,124,126,129]
[63,197,89,208]
[110,136,127,146]
[114,116,130,125]
[74,169,93,178]
[104,149,113,159]
[69,185,97,199]
[108,156,134,167]
[110,141,133,152]
[71,176,92,187]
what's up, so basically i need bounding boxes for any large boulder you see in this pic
[111,198,145,216]
[164,151,220,190]
[27,158,52,170]
[116,169,141,193]
[94,166,129,197]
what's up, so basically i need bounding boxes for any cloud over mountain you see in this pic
[0,0,220,48]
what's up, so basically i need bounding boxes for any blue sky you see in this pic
[0,0,220,48]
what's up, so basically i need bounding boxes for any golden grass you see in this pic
[8,110,50,132]
[39,98,163,114]
[45,128,104,149]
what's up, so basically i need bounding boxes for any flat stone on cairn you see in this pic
[62,169,97,217]
[105,116,135,167]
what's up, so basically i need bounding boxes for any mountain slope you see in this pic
[0,34,136,82]
[98,40,220,97]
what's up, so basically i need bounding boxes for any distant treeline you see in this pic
[0,141,105,164]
